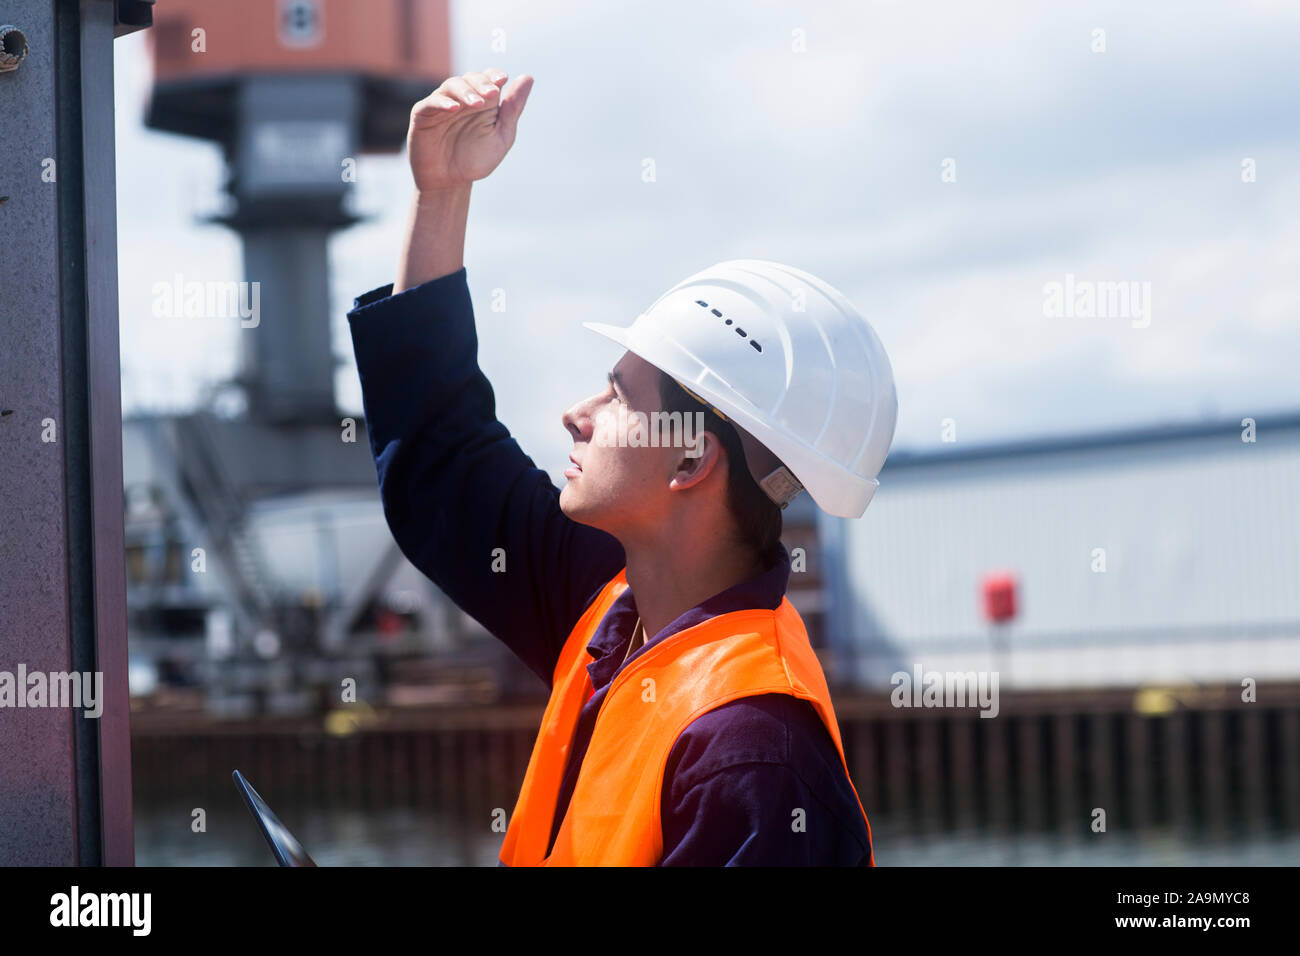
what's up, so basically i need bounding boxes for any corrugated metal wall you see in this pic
[827,418,1300,688]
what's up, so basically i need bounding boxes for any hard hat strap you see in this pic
[675,381,730,423]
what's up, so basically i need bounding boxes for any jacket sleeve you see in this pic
[346,268,625,686]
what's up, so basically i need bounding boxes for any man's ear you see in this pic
[668,430,723,492]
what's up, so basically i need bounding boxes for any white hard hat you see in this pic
[583,259,897,519]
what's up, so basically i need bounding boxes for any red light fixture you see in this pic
[981,571,1018,623]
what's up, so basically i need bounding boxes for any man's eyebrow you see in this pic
[607,369,630,399]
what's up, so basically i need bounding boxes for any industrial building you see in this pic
[823,413,1300,690]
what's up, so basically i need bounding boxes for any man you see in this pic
[347,68,898,866]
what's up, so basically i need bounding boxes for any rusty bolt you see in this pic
[0,26,28,74]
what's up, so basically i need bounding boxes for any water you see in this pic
[135,800,504,866]
[134,800,1300,866]
[869,825,1300,866]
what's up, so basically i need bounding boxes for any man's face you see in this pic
[559,352,701,536]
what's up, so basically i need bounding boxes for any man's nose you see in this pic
[562,396,595,442]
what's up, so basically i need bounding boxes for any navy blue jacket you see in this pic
[346,267,872,866]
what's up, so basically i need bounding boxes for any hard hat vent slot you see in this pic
[694,299,763,354]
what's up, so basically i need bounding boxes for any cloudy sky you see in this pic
[112,0,1300,486]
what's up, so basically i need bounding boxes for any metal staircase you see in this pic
[161,412,276,638]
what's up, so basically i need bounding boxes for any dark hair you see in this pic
[657,371,783,561]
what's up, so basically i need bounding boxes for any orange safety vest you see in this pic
[499,568,875,866]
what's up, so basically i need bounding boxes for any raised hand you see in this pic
[407,68,534,193]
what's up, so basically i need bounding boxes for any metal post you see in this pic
[0,0,150,865]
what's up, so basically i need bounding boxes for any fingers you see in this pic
[411,90,461,118]
[495,74,534,143]
[411,68,516,122]
[442,71,500,108]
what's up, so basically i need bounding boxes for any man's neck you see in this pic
[621,533,768,642]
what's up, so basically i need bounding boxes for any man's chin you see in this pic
[559,484,602,529]
[558,483,581,518]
